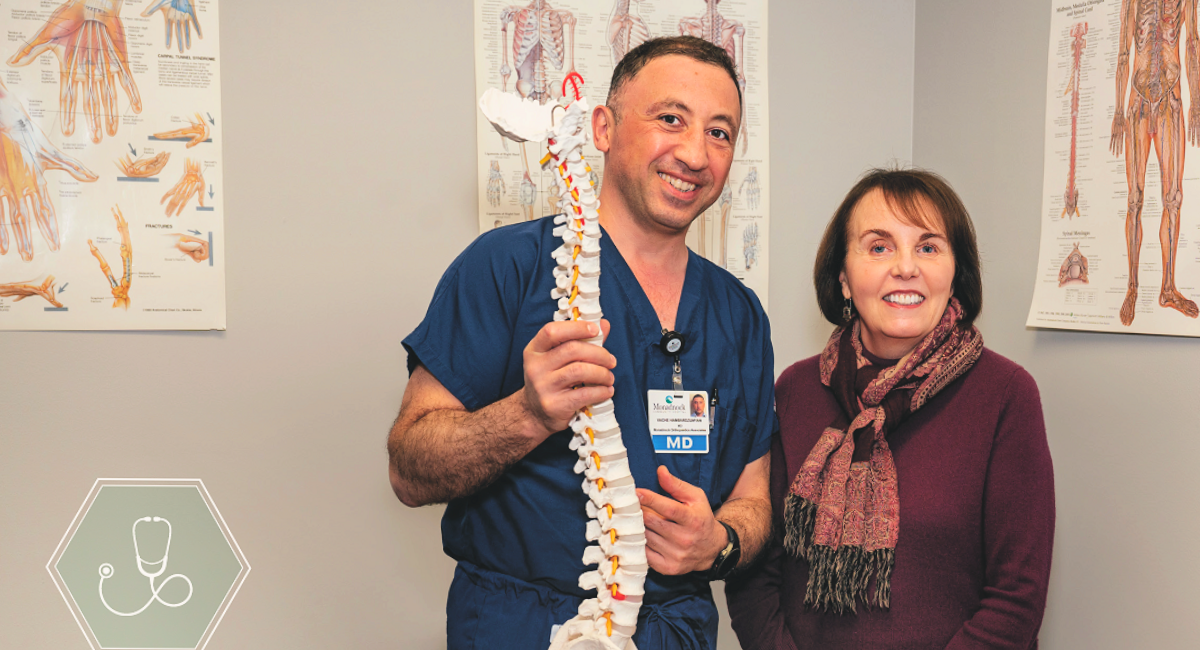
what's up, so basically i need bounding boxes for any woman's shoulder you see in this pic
[972,347,1037,388]
[776,354,824,394]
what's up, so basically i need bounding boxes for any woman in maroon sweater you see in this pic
[726,169,1054,649]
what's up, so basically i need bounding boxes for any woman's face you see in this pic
[839,189,956,359]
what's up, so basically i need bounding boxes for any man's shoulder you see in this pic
[445,217,558,281]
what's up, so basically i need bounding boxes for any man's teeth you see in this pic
[659,173,696,192]
[884,294,925,305]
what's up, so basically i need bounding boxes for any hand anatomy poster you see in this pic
[0,0,225,331]
[473,0,771,308]
[1029,0,1200,336]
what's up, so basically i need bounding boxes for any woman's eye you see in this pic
[870,244,889,254]
[919,244,938,254]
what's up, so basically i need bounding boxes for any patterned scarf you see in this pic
[783,297,982,613]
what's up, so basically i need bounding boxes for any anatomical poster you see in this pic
[0,0,225,331]
[1028,0,1200,336]
[473,0,771,308]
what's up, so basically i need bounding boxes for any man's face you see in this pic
[595,55,740,234]
[691,396,706,415]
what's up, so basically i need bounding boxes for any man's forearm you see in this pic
[716,495,773,571]
[388,391,548,507]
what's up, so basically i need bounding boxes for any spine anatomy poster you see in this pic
[1029,0,1200,336]
[473,0,770,308]
[0,0,225,331]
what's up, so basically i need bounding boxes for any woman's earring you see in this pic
[843,297,853,322]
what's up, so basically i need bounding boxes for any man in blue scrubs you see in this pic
[388,36,776,649]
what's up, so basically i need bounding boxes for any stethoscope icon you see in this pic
[98,516,194,617]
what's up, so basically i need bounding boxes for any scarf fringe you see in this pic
[784,493,894,614]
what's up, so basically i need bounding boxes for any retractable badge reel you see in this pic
[658,329,686,389]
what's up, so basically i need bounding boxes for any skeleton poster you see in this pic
[473,0,771,308]
[1028,0,1200,336]
[0,0,225,331]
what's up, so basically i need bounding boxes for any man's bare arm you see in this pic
[388,319,616,507]
[637,451,771,575]
[1112,0,1135,155]
[713,451,772,571]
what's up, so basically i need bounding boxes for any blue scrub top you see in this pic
[403,217,776,603]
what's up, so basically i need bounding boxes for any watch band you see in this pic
[707,520,741,581]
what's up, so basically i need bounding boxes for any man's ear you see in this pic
[593,104,615,153]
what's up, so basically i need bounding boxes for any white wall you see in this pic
[914,1,1200,647]
[0,2,916,649]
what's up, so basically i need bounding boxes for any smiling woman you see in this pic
[726,168,1056,650]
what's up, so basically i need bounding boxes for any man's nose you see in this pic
[676,127,709,172]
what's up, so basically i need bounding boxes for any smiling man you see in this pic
[388,37,776,649]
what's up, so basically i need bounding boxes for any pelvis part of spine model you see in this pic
[1062,22,1087,219]
[479,89,647,650]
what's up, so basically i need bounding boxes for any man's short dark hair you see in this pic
[606,36,742,121]
[813,167,983,327]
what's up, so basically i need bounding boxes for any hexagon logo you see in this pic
[47,479,250,650]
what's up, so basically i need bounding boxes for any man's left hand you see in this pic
[637,465,727,575]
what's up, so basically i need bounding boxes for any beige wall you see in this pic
[1,2,915,648]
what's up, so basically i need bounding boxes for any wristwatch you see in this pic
[707,520,741,581]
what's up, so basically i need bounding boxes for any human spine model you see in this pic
[544,100,647,650]
[1063,22,1087,219]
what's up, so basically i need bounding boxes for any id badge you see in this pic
[648,389,709,454]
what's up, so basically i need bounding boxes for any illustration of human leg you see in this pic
[520,171,536,221]
[141,0,202,53]
[1120,103,1150,326]
[1154,95,1198,318]
[161,158,204,216]
[7,0,142,143]
[171,233,207,262]
[0,80,98,261]
[88,206,131,309]
[152,113,208,148]
[115,151,170,178]
[738,167,759,212]
[0,275,63,307]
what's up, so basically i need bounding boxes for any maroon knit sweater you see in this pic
[727,348,1054,650]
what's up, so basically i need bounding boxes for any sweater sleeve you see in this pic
[945,367,1055,649]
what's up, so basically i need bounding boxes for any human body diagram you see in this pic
[1111,0,1200,325]
[679,0,747,154]
[498,0,578,220]
[608,0,650,66]
[1063,22,1087,218]
[0,0,223,330]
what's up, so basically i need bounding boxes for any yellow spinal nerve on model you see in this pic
[479,89,647,650]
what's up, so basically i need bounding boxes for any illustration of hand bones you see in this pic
[153,113,209,148]
[171,233,208,262]
[1058,243,1089,286]
[1062,22,1087,219]
[679,0,747,154]
[7,0,142,144]
[0,275,63,307]
[0,80,98,261]
[88,205,131,309]
[742,222,759,271]
[738,166,759,211]
[161,158,205,216]
[542,99,647,650]
[487,160,506,207]
[142,0,203,53]
[608,0,650,67]
[116,151,170,178]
